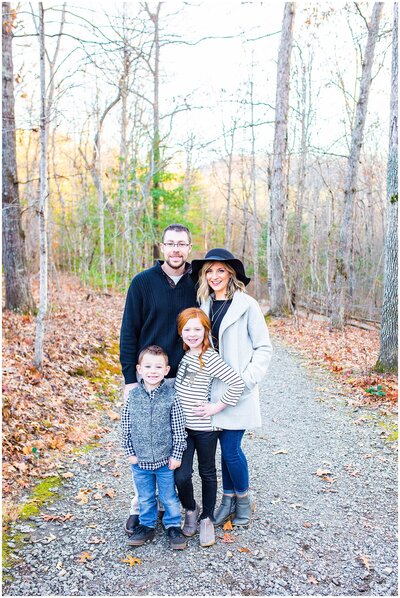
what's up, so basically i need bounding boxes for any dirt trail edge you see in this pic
[3,339,397,596]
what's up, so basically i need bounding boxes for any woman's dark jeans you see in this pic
[174,428,219,520]
[219,429,249,494]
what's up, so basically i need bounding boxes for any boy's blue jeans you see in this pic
[131,463,182,529]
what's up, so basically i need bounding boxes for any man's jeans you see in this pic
[131,464,181,528]
[174,429,219,520]
[219,429,249,494]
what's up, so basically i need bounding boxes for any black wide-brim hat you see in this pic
[190,248,251,286]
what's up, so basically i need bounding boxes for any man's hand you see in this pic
[168,457,181,470]
[193,401,227,418]
[128,455,138,464]
[124,383,138,401]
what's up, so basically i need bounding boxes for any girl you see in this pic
[174,307,244,547]
[190,248,273,527]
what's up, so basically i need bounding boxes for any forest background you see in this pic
[1,1,398,510]
[3,0,396,317]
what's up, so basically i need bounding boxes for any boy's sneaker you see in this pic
[167,526,187,550]
[127,525,155,546]
[125,514,139,535]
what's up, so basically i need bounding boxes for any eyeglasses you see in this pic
[162,242,190,248]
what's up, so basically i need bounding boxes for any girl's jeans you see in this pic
[219,429,249,494]
[174,429,219,520]
[131,463,181,528]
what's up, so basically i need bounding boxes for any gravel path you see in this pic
[3,340,398,596]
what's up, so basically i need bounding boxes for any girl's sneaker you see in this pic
[199,517,215,547]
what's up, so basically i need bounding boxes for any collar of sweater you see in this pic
[139,378,166,398]
[156,260,192,275]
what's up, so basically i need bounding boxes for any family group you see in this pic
[119,224,272,550]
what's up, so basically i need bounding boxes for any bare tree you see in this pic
[268,2,296,315]
[2,3,34,312]
[376,3,398,372]
[330,2,383,329]
[144,1,162,259]
[249,78,260,298]
[34,2,48,369]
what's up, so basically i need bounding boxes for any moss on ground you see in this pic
[2,476,63,573]
[89,339,121,401]
[72,442,100,454]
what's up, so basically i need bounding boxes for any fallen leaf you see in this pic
[42,513,74,522]
[272,449,288,455]
[223,520,233,531]
[120,555,142,567]
[75,489,91,504]
[104,488,116,499]
[314,468,333,477]
[62,472,74,478]
[307,575,318,584]
[107,410,120,421]
[271,497,281,504]
[321,475,337,484]
[77,551,94,563]
[226,550,233,558]
[303,521,312,528]
[357,555,371,571]
[221,533,234,543]
[238,546,252,554]
[85,523,98,529]
[93,493,102,500]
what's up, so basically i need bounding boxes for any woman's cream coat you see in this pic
[200,291,273,430]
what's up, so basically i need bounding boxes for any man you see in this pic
[120,223,197,535]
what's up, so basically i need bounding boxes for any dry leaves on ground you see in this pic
[269,316,397,406]
[2,275,124,500]
[120,556,142,567]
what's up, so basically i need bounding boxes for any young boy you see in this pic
[121,345,187,550]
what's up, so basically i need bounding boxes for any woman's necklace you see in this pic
[211,298,228,323]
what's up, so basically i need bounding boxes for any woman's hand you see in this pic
[128,455,138,464]
[193,401,227,418]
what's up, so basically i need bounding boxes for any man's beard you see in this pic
[165,256,185,269]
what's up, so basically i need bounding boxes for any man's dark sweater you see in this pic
[120,261,197,384]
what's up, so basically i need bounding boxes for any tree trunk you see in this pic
[95,106,107,292]
[376,3,398,372]
[250,80,259,298]
[120,35,131,284]
[330,2,383,329]
[2,3,34,312]
[145,2,162,260]
[293,51,310,310]
[268,2,295,315]
[34,2,48,369]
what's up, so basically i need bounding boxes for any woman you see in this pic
[190,248,273,526]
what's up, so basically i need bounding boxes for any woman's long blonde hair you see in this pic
[196,261,246,304]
